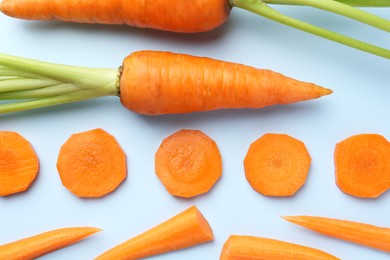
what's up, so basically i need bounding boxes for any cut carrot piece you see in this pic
[334,134,390,198]
[283,215,390,252]
[0,227,100,259]
[57,128,127,198]
[243,133,311,196]
[0,131,39,196]
[95,206,213,259]
[220,235,339,260]
[155,129,222,198]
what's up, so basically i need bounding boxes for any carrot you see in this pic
[0,131,39,196]
[0,51,332,115]
[155,129,222,198]
[283,215,390,252]
[0,227,100,259]
[244,133,311,196]
[57,128,127,198]
[334,133,390,198]
[95,206,213,259]
[0,0,389,58]
[220,235,339,259]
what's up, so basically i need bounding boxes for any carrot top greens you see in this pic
[230,0,390,59]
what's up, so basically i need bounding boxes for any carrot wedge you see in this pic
[283,215,390,252]
[0,227,100,259]
[220,235,339,259]
[95,206,213,259]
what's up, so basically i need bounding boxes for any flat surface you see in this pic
[1,5,389,260]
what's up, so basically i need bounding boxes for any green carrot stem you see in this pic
[0,53,119,114]
[0,83,80,99]
[231,0,390,59]
[334,0,390,6]
[264,0,390,32]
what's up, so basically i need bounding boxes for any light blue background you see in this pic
[1,5,389,260]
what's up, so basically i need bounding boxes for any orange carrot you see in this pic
[95,206,213,260]
[334,133,390,198]
[0,0,389,58]
[0,227,100,259]
[220,235,339,259]
[0,131,39,196]
[57,128,127,198]
[0,51,332,115]
[0,0,230,33]
[155,129,222,198]
[244,133,311,196]
[283,215,390,252]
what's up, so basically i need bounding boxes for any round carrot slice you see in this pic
[334,134,390,198]
[155,129,222,198]
[244,133,311,197]
[0,131,39,196]
[57,128,127,198]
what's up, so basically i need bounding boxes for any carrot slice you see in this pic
[283,215,390,253]
[0,131,39,196]
[220,235,339,260]
[95,206,213,259]
[334,133,390,198]
[0,227,100,259]
[57,128,127,198]
[155,129,222,198]
[243,133,311,196]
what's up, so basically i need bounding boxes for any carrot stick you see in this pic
[220,235,340,259]
[283,215,390,252]
[0,131,39,196]
[155,129,222,198]
[0,227,100,259]
[0,0,389,58]
[244,133,311,196]
[0,51,333,115]
[95,206,214,260]
[334,133,390,198]
[57,128,127,198]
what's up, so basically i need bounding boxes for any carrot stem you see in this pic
[0,53,119,113]
[230,0,390,59]
[334,0,390,6]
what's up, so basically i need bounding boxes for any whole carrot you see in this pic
[283,215,390,252]
[0,227,100,259]
[0,51,332,115]
[1,0,389,58]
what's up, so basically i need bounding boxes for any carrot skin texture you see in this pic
[283,215,390,253]
[220,235,340,260]
[95,206,213,260]
[0,131,39,196]
[120,51,332,115]
[0,227,100,259]
[0,0,231,33]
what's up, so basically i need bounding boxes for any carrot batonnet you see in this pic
[220,235,339,259]
[155,129,222,198]
[283,215,390,252]
[244,133,311,196]
[95,206,214,260]
[0,51,332,115]
[0,227,100,259]
[57,128,127,198]
[334,133,390,198]
[0,131,39,196]
[0,0,389,58]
